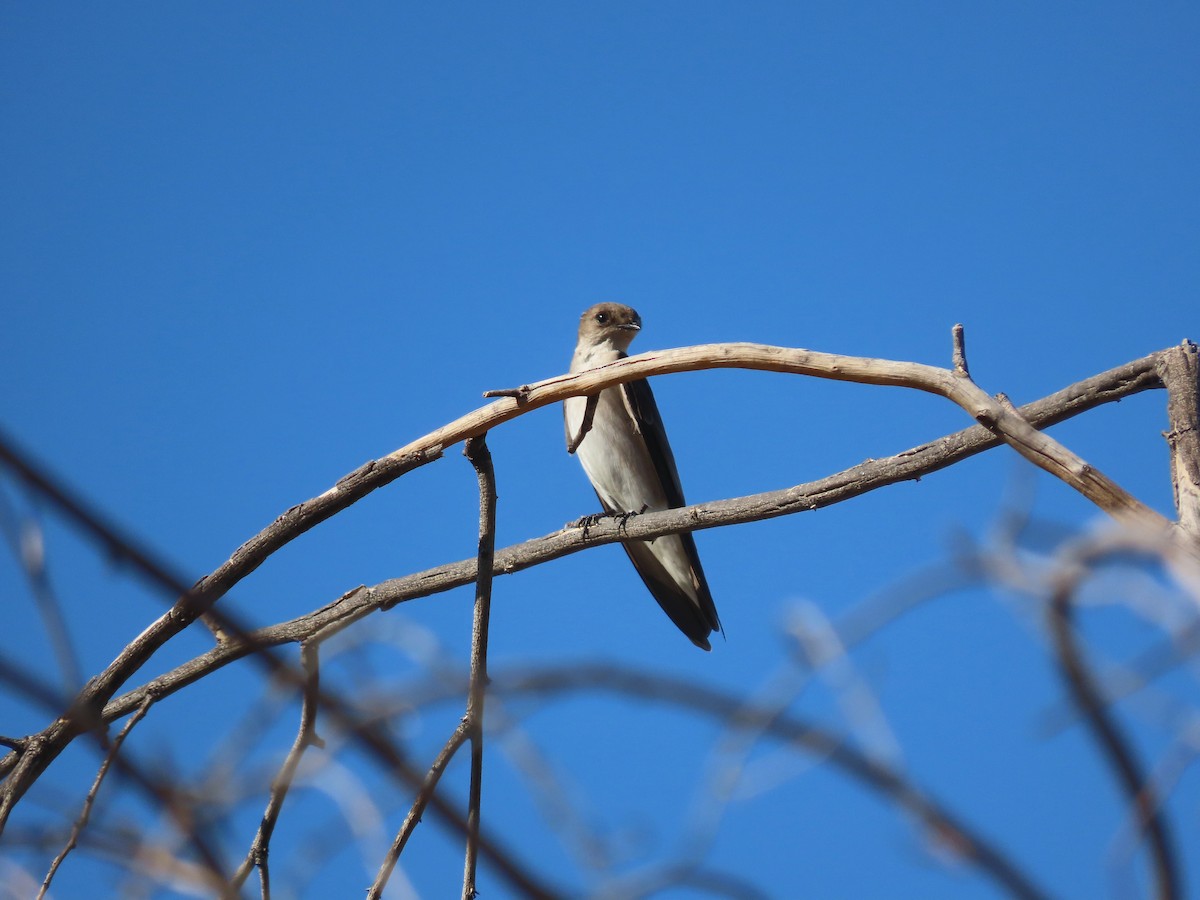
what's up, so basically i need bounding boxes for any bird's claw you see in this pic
[615,506,648,535]
[570,512,608,539]
[570,507,648,539]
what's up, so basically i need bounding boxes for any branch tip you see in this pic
[952,323,970,377]
[482,386,531,402]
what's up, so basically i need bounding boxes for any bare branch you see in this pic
[482,385,532,401]
[952,322,970,377]
[1,341,1184,896]
[462,434,497,900]
[368,727,471,900]
[385,340,1174,539]
[228,643,325,896]
[38,696,154,899]
[1158,340,1200,537]
[1048,537,1182,900]
[94,351,1172,726]
[368,438,516,900]
[485,663,1053,900]
[4,345,1167,805]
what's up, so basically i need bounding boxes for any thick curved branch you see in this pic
[0,435,438,831]
[468,340,1172,536]
[95,349,1169,724]
[0,338,1184,897]
[0,341,1179,844]
[1,345,1173,746]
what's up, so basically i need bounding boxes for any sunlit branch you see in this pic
[94,349,1175,728]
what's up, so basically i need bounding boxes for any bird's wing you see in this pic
[619,376,687,509]
[619,539,715,650]
[620,375,722,639]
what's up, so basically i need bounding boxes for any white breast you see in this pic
[564,340,701,604]
[565,341,668,514]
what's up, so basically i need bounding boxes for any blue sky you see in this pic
[2,3,1198,898]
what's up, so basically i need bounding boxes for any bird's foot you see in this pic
[570,506,649,538]
[568,504,648,540]
[614,505,648,535]
[570,512,609,538]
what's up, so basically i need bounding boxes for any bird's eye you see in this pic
[595,312,608,325]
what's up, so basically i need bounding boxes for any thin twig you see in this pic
[0,430,438,831]
[1,660,232,887]
[368,727,471,899]
[462,435,497,900]
[1048,539,1182,900]
[0,441,526,892]
[38,696,154,899]
[367,435,500,900]
[228,643,325,897]
[482,385,531,401]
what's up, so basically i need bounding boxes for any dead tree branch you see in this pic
[1049,536,1182,900]
[0,444,552,895]
[1158,340,1200,537]
[0,338,1190,897]
[461,435,497,900]
[368,728,471,899]
[483,662,1053,900]
[37,696,154,899]
[85,348,1177,727]
[367,435,505,900]
[228,643,325,897]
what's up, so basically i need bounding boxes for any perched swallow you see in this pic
[564,303,722,650]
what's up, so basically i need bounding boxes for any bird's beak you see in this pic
[621,321,641,332]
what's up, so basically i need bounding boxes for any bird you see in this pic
[564,302,722,650]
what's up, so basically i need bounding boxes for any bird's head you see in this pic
[577,303,642,353]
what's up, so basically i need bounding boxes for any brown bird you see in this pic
[564,303,722,649]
